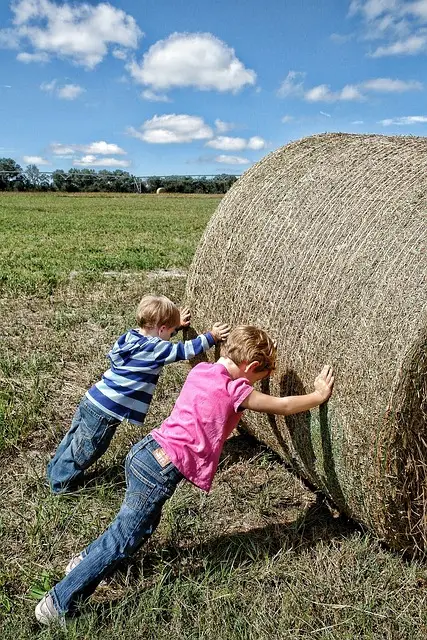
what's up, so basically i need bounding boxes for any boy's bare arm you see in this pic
[241,365,334,415]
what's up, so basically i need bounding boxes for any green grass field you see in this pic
[2,192,427,639]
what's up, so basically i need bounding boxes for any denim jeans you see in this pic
[47,397,120,494]
[50,434,183,615]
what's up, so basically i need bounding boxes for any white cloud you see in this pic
[215,155,250,165]
[352,120,364,124]
[23,155,50,165]
[141,89,171,102]
[57,83,85,100]
[41,79,85,99]
[278,71,306,97]
[206,135,266,151]
[215,119,234,133]
[320,111,332,117]
[362,77,423,91]
[40,79,57,93]
[50,141,126,155]
[73,155,130,167]
[281,115,294,123]
[280,71,422,103]
[17,51,49,62]
[127,114,213,144]
[305,83,364,102]
[379,115,427,125]
[0,28,20,48]
[247,136,267,150]
[0,0,142,68]
[370,34,427,56]
[83,141,126,155]
[350,1,427,57]
[112,48,127,60]
[127,32,256,94]
[206,136,247,151]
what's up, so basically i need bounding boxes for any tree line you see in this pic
[0,158,239,194]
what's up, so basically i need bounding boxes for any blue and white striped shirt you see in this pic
[86,329,215,426]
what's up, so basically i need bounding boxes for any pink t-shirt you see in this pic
[151,362,253,492]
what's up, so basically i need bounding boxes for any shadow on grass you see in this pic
[90,494,360,611]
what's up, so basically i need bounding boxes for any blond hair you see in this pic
[221,325,277,372]
[136,295,181,329]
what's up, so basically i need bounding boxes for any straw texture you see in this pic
[185,133,427,553]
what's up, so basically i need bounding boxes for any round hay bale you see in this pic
[156,187,166,194]
[185,133,427,553]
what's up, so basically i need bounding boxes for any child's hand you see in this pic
[179,307,191,328]
[210,322,230,342]
[313,365,334,403]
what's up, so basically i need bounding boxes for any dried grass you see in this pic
[185,133,427,553]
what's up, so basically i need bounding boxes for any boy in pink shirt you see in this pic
[36,326,334,625]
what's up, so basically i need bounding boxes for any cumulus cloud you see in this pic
[57,84,85,99]
[73,155,130,167]
[206,136,246,151]
[17,51,49,62]
[127,32,256,94]
[277,71,306,97]
[349,1,427,57]
[112,48,128,60]
[23,155,50,165]
[127,114,213,144]
[214,155,250,165]
[305,83,365,102]
[141,89,171,102]
[247,136,267,150]
[379,115,427,125]
[0,0,142,68]
[40,79,85,99]
[215,119,235,133]
[370,35,427,56]
[50,141,126,155]
[279,71,423,102]
[363,77,423,91]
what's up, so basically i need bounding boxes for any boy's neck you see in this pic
[139,326,160,338]
[217,356,249,382]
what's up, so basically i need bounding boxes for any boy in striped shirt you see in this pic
[47,295,229,494]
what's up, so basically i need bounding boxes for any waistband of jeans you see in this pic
[129,434,183,481]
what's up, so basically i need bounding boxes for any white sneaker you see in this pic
[35,593,64,626]
[65,553,84,575]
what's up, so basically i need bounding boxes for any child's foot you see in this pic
[35,593,64,626]
[65,553,83,575]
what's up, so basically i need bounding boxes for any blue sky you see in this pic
[1,0,427,176]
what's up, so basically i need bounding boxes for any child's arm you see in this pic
[241,365,334,415]
[157,323,230,364]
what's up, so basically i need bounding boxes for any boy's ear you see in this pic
[244,360,261,373]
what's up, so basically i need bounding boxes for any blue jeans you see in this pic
[47,397,120,494]
[50,434,183,615]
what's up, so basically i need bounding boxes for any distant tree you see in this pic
[0,158,24,190]
[52,169,67,191]
[25,164,50,191]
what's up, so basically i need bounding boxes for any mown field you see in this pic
[1,192,427,639]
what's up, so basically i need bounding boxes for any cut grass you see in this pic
[0,193,218,296]
[2,193,427,639]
